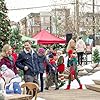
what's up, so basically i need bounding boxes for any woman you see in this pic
[66,36,76,53]
[0,44,18,75]
[65,49,82,90]
[37,48,52,92]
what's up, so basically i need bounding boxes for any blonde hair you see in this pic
[0,53,3,60]
[1,44,12,57]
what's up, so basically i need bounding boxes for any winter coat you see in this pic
[0,57,18,74]
[76,39,86,52]
[49,59,57,74]
[16,50,39,76]
[57,56,65,73]
[67,56,78,72]
[38,55,52,73]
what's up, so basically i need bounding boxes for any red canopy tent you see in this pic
[32,29,66,45]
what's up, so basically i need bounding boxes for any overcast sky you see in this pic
[5,0,53,22]
[5,0,100,22]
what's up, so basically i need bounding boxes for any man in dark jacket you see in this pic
[16,40,39,83]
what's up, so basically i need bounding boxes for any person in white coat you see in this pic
[76,36,86,65]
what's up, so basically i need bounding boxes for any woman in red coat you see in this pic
[0,44,18,75]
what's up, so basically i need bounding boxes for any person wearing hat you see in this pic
[37,48,53,92]
[65,49,82,90]
[45,53,59,90]
[57,54,65,88]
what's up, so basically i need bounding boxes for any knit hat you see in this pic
[38,48,45,54]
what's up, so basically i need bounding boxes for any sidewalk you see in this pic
[38,89,100,100]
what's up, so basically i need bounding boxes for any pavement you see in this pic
[38,88,100,100]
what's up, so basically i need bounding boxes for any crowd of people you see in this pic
[0,36,88,93]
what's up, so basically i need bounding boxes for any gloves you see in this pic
[52,67,55,71]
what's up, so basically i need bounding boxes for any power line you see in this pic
[8,3,100,11]
[8,3,73,11]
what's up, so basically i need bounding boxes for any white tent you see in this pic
[20,34,37,44]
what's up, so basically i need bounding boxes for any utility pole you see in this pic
[50,16,52,33]
[76,0,80,35]
[93,0,95,47]
[74,0,76,33]
[25,17,27,36]
[55,8,57,35]
[65,8,68,33]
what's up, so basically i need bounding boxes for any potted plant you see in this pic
[92,49,100,65]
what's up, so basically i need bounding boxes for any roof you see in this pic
[32,29,66,45]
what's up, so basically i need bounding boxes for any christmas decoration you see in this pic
[0,0,11,51]
[92,49,100,63]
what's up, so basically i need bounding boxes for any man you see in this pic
[16,40,39,83]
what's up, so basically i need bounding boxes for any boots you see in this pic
[78,84,82,89]
[64,85,70,90]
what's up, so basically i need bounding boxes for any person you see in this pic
[12,45,18,63]
[86,35,93,54]
[57,54,65,88]
[76,36,86,65]
[66,36,76,53]
[86,35,93,47]
[65,49,82,90]
[45,54,59,90]
[16,40,39,83]
[0,44,18,75]
[37,48,52,92]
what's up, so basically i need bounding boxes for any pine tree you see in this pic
[10,28,22,52]
[0,0,11,51]
[92,49,100,63]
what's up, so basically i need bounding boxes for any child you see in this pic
[65,49,82,90]
[57,55,65,88]
[45,54,59,90]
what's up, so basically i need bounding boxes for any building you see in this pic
[19,8,72,37]
[27,13,41,36]
[19,17,27,35]
[50,8,71,36]
[40,12,51,33]
[19,13,41,36]
[10,21,19,29]
[80,12,100,34]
